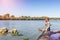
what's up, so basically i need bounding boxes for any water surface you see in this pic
[0,20,60,40]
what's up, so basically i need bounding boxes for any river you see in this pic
[0,20,60,40]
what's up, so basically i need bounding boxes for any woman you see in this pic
[38,17,60,40]
[38,17,50,40]
[45,17,50,32]
[45,17,60,40]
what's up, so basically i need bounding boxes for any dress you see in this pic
[45,22,50,31]
[50,33,60,40]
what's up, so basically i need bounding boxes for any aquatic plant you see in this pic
[18,33,23,36]
[11,32,23,36]
[24,37,29,40]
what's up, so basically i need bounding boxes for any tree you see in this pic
[2,13,10,20]
[10,15,15,20]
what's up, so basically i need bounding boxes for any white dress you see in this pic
[45,22,50,31]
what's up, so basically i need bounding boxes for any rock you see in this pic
[38,31,50,40]
[9,29,17,33]
[0,27,8,35]
[9,29,19,35]
[0,28,23,36]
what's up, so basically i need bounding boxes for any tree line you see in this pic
[0,13,60,20]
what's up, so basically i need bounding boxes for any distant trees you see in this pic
[2,13,10,20]
[0,13,49,20]
[17,16,48,20]
[0,13,15,20]
[0,13,60,20]
[10,15,15,20]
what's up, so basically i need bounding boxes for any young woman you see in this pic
[45,17,60,40]
[45,17,50,32]
[38,17,60,40]
[38,17,50,40]
[38,17,50,32]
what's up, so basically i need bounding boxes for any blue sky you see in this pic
[0,0,60,17]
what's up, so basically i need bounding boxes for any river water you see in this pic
[0,20,60,40]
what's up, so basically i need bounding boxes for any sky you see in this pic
[0,0,60,17]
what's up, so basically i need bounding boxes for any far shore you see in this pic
[2,19,60,21]
[0,13,60,20]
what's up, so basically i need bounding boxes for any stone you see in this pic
[9,29,19,35]
[0,27,8,35]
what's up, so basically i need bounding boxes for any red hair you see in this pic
[45,17,49,22]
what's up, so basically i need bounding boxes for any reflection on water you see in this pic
[0,20,60,40]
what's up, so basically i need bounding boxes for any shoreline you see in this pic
[0,14,60,20]
[0,19,60,20]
